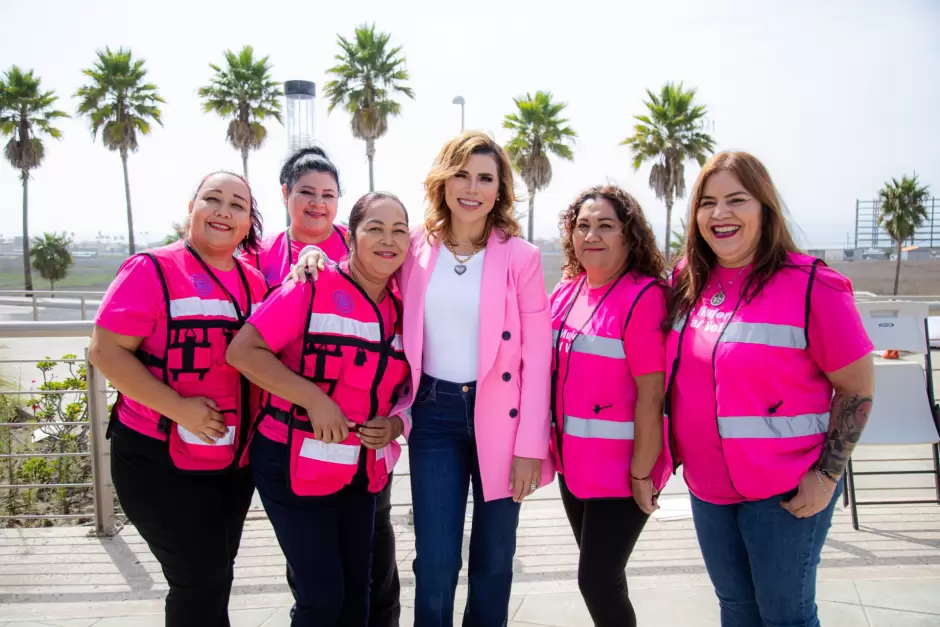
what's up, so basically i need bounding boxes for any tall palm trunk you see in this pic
[527,188,536,242]
[241,148,249,180]
[366,138,376,192]
[121,149,136,255]
[663,198,674,264]
[21,171,33,293]
[893,239,903,295]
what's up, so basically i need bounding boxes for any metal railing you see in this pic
[0,321,116,536]
[0,290,104,321]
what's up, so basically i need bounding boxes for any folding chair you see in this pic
[844,301,940,530]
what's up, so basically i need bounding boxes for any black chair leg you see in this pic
[933,443,940,504]
[847,457,860,530]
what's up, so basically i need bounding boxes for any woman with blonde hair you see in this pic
[666,151,875,627]
[292,131,554,626]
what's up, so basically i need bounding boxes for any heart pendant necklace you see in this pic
[710,266,749,307]
[444,240,483,276]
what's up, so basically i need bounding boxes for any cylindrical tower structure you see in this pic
[284,80,316,155]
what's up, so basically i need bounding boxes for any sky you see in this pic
[1,0,939,249]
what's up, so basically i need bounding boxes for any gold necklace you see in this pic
[444,240,483,276]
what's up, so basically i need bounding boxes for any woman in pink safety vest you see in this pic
[243,145,349,287]
[226,192,412,627]
[289,131,553,627]
[88,171,269,627]
[666,151,875,627]
[550,185,669,627]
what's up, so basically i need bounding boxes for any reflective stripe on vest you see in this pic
[564,415,635,440]
[169,297,264,320]
[177,425,237,446]
[552,329,626,360]
[717,413,829,439]
[307,313,404,349]
[299,438,361,465]
[720,321,806,350]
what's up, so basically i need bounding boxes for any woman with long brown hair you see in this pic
[666,151,874,627]
[291,131,554,626]
[551,185,670,627]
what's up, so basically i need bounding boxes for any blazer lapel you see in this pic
[477,231,508,381]
[404,234,438,371]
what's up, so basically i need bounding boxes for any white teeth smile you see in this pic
[375,252,395,258]
[207,222,232,231]
[713,226,740,233]
[458,199,481,208]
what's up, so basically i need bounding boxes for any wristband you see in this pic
[631,473,651,482]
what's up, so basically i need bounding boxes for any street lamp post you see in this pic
[284,80,317,226]
[452,95,465,132]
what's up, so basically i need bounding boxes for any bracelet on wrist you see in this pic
[631,473,651,482]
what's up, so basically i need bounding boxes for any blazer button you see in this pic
[502,372,511,382]
[502,331,511,340]
[509,408,518,418]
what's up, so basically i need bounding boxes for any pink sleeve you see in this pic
[807,266,874,373]
[513,246,552,460]
[624,282,667,377]
[95,255,164,337]
[247,278,312,354]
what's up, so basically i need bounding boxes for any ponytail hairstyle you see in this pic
[280,145,342,195]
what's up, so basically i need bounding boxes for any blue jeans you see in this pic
[409,375,521,627]
[690,480,844,627]
[251,432,377,627]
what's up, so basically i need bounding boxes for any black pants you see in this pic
[286,471,400,627]
[110,420,255,627]
[559,474,650,627]
[252,432,377,627]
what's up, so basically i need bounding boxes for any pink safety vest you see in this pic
[550,273,671,498]
[248,227,349,288]
[665,253,832,500]
[255,262,409,496]
[108,240,268,472]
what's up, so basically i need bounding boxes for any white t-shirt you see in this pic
[422,246,485,383]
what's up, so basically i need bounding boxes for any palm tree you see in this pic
[198,46,283,179]
[74,47,164,255]
[669,217,688,262]
[29,232,74,291]
[324,23,414,191]
[504,91,577,242]
[878,173,930,295]
[622,82,715,262]
[0,66,69,292]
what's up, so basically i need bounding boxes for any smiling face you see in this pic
[573,197,628,281]
[696,170,763,268]
[349,198,411,281]
[188,173,253,255]
[284,171,339,242]
[443,152,500,239]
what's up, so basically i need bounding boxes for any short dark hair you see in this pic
[191,171,263,253]
[279,145,341,195]
[348,192,408,240]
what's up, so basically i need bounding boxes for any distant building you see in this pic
[854,197,940,251]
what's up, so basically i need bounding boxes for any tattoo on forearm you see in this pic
[818,393,873,477]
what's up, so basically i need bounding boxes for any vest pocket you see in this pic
[288,427,361,497]
[167,396,239,471]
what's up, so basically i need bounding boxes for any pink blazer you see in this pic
[396,227,555,501]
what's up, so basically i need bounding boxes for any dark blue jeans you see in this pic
[690,480,844,627]
[409,375,521,627]
[251,432,377,627]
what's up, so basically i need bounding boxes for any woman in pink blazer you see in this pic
[292,131,554,627]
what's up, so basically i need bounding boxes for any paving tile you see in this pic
[867,606,940,626]
[91,616,164,627]
[817,601,871,626]
[856,577,940,614]
[259,607,292,627]
[229,608,278,627]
